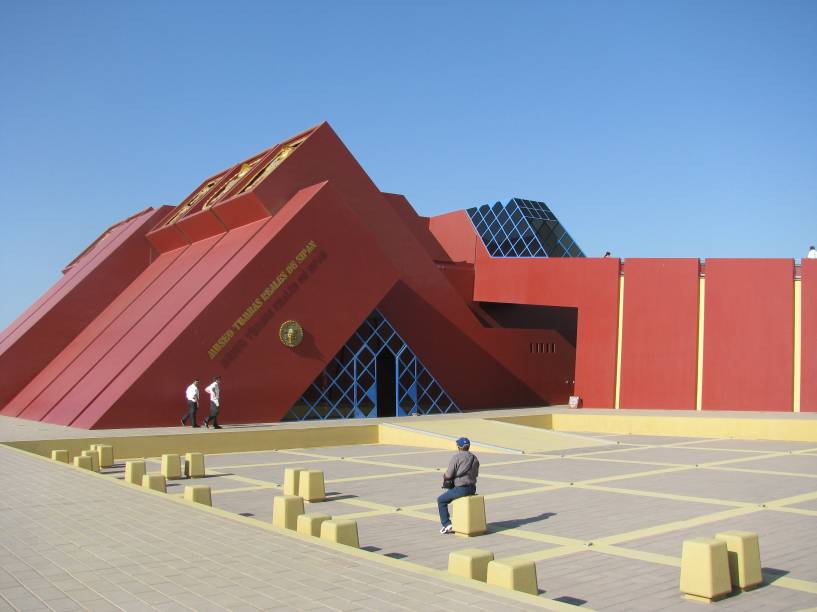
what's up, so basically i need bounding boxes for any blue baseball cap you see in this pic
[456,437,470,447]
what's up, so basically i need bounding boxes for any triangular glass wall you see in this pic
[466,197,585,258]
[284,310,460,420]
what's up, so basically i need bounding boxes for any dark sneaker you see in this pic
[213,425,222,429]
[180,418,185,426]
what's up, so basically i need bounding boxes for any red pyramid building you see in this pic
[0,123,576,428]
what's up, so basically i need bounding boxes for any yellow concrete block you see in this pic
[486,559,538,595]
[680,538,732,602]
[298,470,325,502]
[715,531,762,590]
[320,519,359,548]
[81,450,99,472]
[283,468,304,496]
[448,548,494,582]
[296,513,331,537]
[184,486,212,506]
[272,495,304,530]
[161,454,181,480]
[452,495,486,536]
[142,474,167,493]
[96,445,114,468]
[125,461,146,486]
[73,455,93,471]
[51,450,69,463]
[184,452,205,478]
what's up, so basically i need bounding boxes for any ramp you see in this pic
[379,417,609,454]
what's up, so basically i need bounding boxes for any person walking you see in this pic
[181,379,200,427]
[202,376,222,429]
[437,437,479,534]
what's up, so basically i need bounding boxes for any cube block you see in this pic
[299,470,325,502]
[161,454,181,479]
[272,495,304,530]
[184,486,212,506]
[142,474,167,493]
[297,513,331,537]
[73,455,93,471]
[452,495,486,536]
[715,531,762,591]
[448,548,494,582]
[125,460,146,485]
[486,559,538,595]
[51,450,69,463]
[96,445,114,468]
[680,538,732,602]
[184,452,205,478]
[320,519,359,547]
[283,468,303,496]
[81,450,99,472]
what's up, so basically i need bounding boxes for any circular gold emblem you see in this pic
[279,320,303,347]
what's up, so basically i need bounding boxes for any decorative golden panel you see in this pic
[240,137,307,195]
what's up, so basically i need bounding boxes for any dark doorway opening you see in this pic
[375,351,396,417]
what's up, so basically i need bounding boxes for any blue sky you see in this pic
[1,1,815,328]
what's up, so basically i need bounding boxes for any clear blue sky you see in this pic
[1,1,816,328]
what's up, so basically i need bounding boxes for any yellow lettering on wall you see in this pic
[207,240,319,359]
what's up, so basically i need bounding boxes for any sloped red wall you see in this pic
[0,207,169,410]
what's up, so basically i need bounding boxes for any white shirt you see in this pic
[185,383,199,402]
[808,248,817,259]
[205,381,220,406]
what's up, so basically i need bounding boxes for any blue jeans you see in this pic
[437,484,476,526]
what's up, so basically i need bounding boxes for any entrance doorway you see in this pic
[375,351,396,417]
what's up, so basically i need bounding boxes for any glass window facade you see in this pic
[466,198,585,258]
[285,310,459,420]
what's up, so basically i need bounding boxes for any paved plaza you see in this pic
[2,412,817,610]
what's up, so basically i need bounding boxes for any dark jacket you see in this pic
[444,450,479,487]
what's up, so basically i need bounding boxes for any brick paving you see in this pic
[0,445,541,611]
[2,411,817,610]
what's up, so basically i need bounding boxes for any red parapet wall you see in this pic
[474,248,620,408]
[619,259,700,410]
[702,259,794,411]
[801,259,817,412]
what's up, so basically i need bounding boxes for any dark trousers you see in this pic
[437,484,476,526]
[203,401,219,427]
[182,400,198,425]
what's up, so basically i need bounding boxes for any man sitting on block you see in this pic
[437,437,479,534]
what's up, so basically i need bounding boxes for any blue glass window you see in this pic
[466,198,584,258]
[285,310,459,420]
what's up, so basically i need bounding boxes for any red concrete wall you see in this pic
[84,182,400,428]
[619,259,700,409]
[0,207,169,411]
[702,259,794,411]
[801,259,817,412]
[428,210,477,264]
[474,248,621,408]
